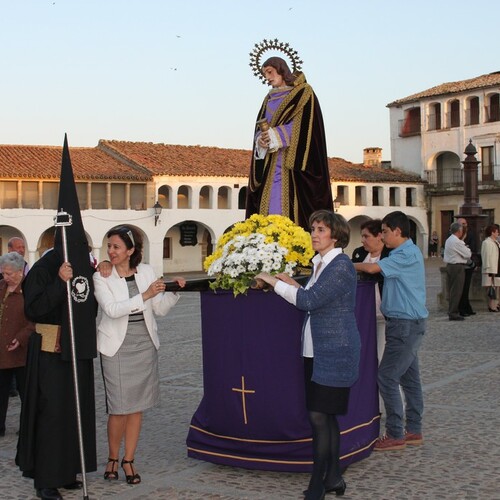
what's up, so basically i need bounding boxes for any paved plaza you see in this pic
[1,258,499,499]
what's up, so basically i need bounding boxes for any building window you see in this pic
[399,107,421,137]
[76,183,88,209]
[486,93,500,122]
[448,99,460,128]
[130,184,146,210]
[336,185,348,205]
[389,187,400,206]
[217,186,231,209]
[199,186,211,209]
[0,181,18,208]
[163,237,172,259]
[110,183,126,209]
[42,182,58,209]
[406,187,416,207]
[481,146,494,182]
[355,186,366,206]
[466,96,480,125]
[22,181,38,209]
[91,183,107,209]
[177,185,191,209]
[372,186,383,206]
[158,185,172,209]
[238,187,247,209]
[427,103,441,131]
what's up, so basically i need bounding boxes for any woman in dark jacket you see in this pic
[256,210,360,500]
[0,252,34,437]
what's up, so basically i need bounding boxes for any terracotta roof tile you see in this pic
[327,157,423,183]
[98,140,252,177]
[388,71,500,107]
[0,141,423,185]
[101,140,422,184]
[0,144,152,181]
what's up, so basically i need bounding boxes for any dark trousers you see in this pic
[0,366,26,433]
[459,267,474,314]
[446,263,465,317]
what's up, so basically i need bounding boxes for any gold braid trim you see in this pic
[267,74,313,173]
[285,85,314,172]
[259,153,279,215]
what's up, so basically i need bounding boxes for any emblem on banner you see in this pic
[71,276,90,303]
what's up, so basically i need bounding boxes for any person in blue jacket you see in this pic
[256,210,360,500]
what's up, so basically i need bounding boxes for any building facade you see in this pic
[1,141,427,275]
[388,71,500,250]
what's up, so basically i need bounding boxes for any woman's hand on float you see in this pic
[172,276,186,288]
[143,279,166,300]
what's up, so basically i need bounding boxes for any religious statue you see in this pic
[246,39,333,230]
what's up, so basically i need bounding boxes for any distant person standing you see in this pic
[353,211,427,451]
[443,222,471,321]
[0,237,30,399]
[480,224,500,312]
[0,237,29,280]
[456,217,476,317]
[0,252,34,438]
[428,231,438,258]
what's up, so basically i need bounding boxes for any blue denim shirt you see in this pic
[378,239,428,320]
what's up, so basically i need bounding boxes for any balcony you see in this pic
[425,167,500,189]
[424,169,463,188]
[398,118,421,137]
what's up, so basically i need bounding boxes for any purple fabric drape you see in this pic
[186,281,379,472]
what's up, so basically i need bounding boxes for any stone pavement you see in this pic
[1,258,499,499]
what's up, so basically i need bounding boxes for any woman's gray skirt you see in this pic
[101,319,160,415]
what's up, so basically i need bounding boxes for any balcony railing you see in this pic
[398,119,421,137]
[424,169,463,187]
[425,166,500,188]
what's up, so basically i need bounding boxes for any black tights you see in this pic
[307,411,342,495]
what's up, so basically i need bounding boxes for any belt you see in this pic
[36,323,61,353]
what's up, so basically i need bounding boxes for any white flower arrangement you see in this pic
[204,214,313,296]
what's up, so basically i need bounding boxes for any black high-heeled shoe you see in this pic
[325,478,347,496]
[121,458,141,485]
[303,485,325,500]
[103,458,119,480]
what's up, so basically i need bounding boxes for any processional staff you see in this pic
[54,209,90,500]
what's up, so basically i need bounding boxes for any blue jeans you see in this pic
[378,317,426,439]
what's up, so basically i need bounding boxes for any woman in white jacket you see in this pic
[480,224,500,311]
[94,226,185,485]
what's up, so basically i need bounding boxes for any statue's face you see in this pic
[262,66,285,88]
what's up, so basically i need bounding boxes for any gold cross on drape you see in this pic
[231,375,255,425]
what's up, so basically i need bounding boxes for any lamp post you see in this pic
[333,197,341,212]
[153,201,162,226]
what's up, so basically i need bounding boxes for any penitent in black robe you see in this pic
[246,72,333,230]
[17,249,97,489]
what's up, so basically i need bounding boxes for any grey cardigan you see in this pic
[296,253,360,387]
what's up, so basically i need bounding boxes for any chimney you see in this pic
[363,147,382,167]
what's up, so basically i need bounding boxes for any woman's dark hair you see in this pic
[262,57,296,85]
[107,226,143,268]
[360,219,383,236]
[484,224,500,237]
[382,211,410,237]
[309,209,350,249]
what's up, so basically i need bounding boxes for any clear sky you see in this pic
[1,0,499,163]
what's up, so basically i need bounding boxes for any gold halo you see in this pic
[249,38,303,84]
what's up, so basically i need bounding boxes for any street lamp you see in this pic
[333,197,341,212]
[153,201,162,226]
